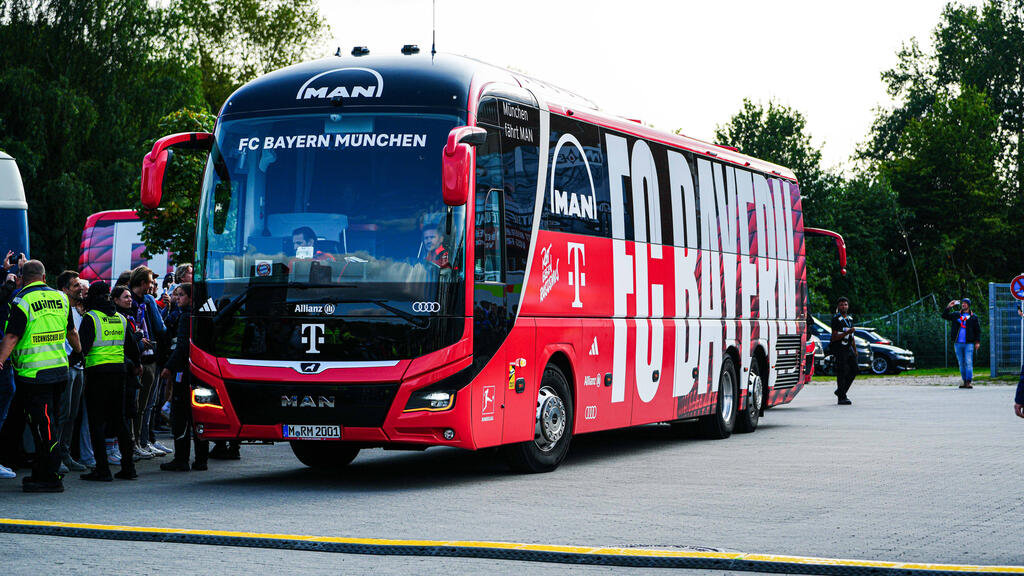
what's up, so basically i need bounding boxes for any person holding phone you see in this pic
[942,298,981,389]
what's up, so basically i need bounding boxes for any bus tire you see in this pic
[503,365,573,473]
[736,357,763,434]
[290,441,359,471]
[699,355,738,439]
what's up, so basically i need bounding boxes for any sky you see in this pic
[317,0,980,171]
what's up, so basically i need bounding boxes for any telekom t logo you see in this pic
[301,323,325,354]
[567,242,586,308]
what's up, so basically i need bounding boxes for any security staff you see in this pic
[78,281,139,481]
[830,296,857,405]
[0,260,81,492]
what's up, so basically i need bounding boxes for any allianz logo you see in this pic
[295,303,336,315]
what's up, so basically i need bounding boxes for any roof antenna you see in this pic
[431,0,436,58]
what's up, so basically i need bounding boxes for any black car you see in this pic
[854,328,916,374]
[809,317,873,374]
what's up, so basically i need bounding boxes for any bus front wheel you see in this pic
[290,441,360,471]
[699,356,738,439]
[503,365,574,473]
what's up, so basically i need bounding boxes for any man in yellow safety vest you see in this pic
[0,260,81,492]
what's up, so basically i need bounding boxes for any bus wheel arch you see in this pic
[698,351,738,439]
[502,356,574,473]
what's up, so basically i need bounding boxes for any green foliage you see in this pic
[161,0,329,112]
[0,0,327,272]
[134,108,216,263]
[864,0,1024,299]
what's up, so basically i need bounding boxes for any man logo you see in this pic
[300,363,321,373]
[281,395,335,408]
[550,133,598,220]
[295,67,383,100]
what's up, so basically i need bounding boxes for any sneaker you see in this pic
[838,398,853,405]
[160,460,190,472]
[58,462,69,474]
[959,383,973,389]
[192,461,208,471]
[81,458,96,469]
[62,456,87,472]
[107,449,121,467]
[150,442,173,456]
[114,469,138,480]
[23,479,64,493]
[0,464,15,479]
[133,446,153,461]
[80,470,113,482]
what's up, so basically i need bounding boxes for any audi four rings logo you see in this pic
[412,301,441,313]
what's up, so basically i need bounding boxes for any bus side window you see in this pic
[475,188,503,282]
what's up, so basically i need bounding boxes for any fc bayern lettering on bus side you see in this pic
[295,67,384,100]
[550,133,598,220]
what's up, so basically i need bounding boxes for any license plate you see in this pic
[283,424,341,440]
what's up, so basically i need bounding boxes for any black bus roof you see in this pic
[221,52,796,181]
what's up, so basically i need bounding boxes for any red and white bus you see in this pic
[79,209,173,285]
[140,52,844,472]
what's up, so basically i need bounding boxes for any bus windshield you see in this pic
[196,112,465,317]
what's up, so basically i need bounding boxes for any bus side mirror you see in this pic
[141,132,214,209]
[442,126,487,206]
[804,227,848,276]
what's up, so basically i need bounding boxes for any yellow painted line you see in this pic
[2,518,1023,573]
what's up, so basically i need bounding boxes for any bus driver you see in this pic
[291,226,335,262]
[422,223,450,269]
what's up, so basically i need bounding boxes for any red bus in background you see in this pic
[140,53,845,473]
[79,209,173,285]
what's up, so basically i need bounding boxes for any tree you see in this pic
[161,0,329,112]
[878,87,1004,296]
[0,0,205,272]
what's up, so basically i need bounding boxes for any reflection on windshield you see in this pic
[196,112,465,313]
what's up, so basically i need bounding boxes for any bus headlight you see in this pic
[192,384,221,407]
[405,390,455,412]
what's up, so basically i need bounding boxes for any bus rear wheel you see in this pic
[290,441,360,471]
[503,365,574,473]
[699,355,738,439]
[736,357,763,434]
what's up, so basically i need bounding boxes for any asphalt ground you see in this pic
[1,377,1022,574]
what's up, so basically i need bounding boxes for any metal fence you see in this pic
[859,294,953,369]
[988,282,1023,377]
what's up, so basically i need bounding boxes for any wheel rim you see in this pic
[721,370,735,422]
[872,357,887,374]
[748,369,763,412]
[534,386,566,452]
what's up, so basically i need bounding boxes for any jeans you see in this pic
[58,365,84,460]
[136,362,157,448]
[0,365,14,430]
[954,342,975,382]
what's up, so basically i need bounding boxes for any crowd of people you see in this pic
[0,254,238,493]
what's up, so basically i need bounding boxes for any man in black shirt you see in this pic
[830,296,856,405]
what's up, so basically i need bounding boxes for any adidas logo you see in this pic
[589,337,599,356]
[199,298,217,313]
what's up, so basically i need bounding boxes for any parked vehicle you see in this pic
[809,316,872,374]
[854,328,915,374]
[0,151,30,261]
[79,210,172,285]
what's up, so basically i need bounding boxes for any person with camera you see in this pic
[831,296,857,405]
[942,298,981,389]
[0,259,81,492]
[0,250,23,479]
